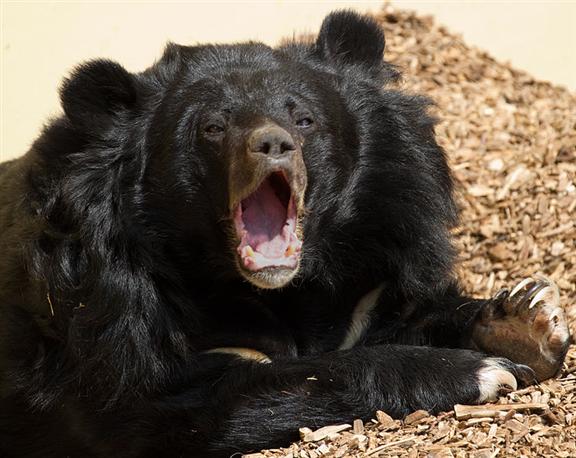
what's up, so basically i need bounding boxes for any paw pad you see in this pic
[473,277,570,381]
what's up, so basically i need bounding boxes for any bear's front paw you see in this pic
[476,357,535,402]
[472,277,571,381]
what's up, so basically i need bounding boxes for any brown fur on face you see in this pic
[227,121,307,288]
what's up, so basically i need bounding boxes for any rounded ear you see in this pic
[315,11,385,69]
[60,59,137,131]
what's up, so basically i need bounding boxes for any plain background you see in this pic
[1,1,575,162]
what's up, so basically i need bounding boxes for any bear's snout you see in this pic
[248,125,297,158]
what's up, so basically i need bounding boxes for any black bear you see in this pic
[0,11,570,457]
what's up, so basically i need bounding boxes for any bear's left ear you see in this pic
[315,11,385,69]
[60,59,137,131]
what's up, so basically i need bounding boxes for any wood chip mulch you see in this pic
[251,5,576,458]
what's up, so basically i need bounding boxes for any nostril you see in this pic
[260,141,271,155]
[280,140,296,154]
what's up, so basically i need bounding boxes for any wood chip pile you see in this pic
[252,5,575,458]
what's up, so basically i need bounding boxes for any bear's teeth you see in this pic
[245,245,255,257]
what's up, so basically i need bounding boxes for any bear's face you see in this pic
[195,78,312,289]
[148,60,323,288]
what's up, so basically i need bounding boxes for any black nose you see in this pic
[248,125,296,157]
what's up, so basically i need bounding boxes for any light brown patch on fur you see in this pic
[205,347,272,364]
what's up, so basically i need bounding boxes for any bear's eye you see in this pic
[204,124,225,135]
[296,117,314,128]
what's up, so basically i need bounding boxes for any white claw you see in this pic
[530,286,552,308]
[533,276,560,308]
[510,278,535,298]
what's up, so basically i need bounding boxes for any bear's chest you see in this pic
[190,284,384,359]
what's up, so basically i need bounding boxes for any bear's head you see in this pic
[56,11,456,295]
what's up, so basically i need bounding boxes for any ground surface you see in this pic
[250,5,576,458]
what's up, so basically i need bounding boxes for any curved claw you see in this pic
[511,363,538,388]
[531,275,560,308]
[509,278,535,298]
[493,288,510,303]
[515,281,549,311]
[530,285,554,309]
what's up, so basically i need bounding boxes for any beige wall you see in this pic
[1,1,575,162]
[400,1,576,91]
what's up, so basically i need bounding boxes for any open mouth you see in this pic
[233,172,302,273]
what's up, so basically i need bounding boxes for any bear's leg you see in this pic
[141,346,533,456]
[0,346,533,457]
[389,278,571,382]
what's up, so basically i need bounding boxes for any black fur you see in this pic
[0,11,535,457]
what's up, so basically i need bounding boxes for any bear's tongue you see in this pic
[234,173,301,271]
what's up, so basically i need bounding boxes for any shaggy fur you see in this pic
[0,12,563,457]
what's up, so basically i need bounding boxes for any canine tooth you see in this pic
[245,246,255,257]
[285,245,295,257]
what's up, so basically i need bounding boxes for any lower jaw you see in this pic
[240,251,300,271]
[239,265,299,289]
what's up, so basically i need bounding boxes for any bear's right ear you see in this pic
[60,59,137,131]
[315,11,385,70]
